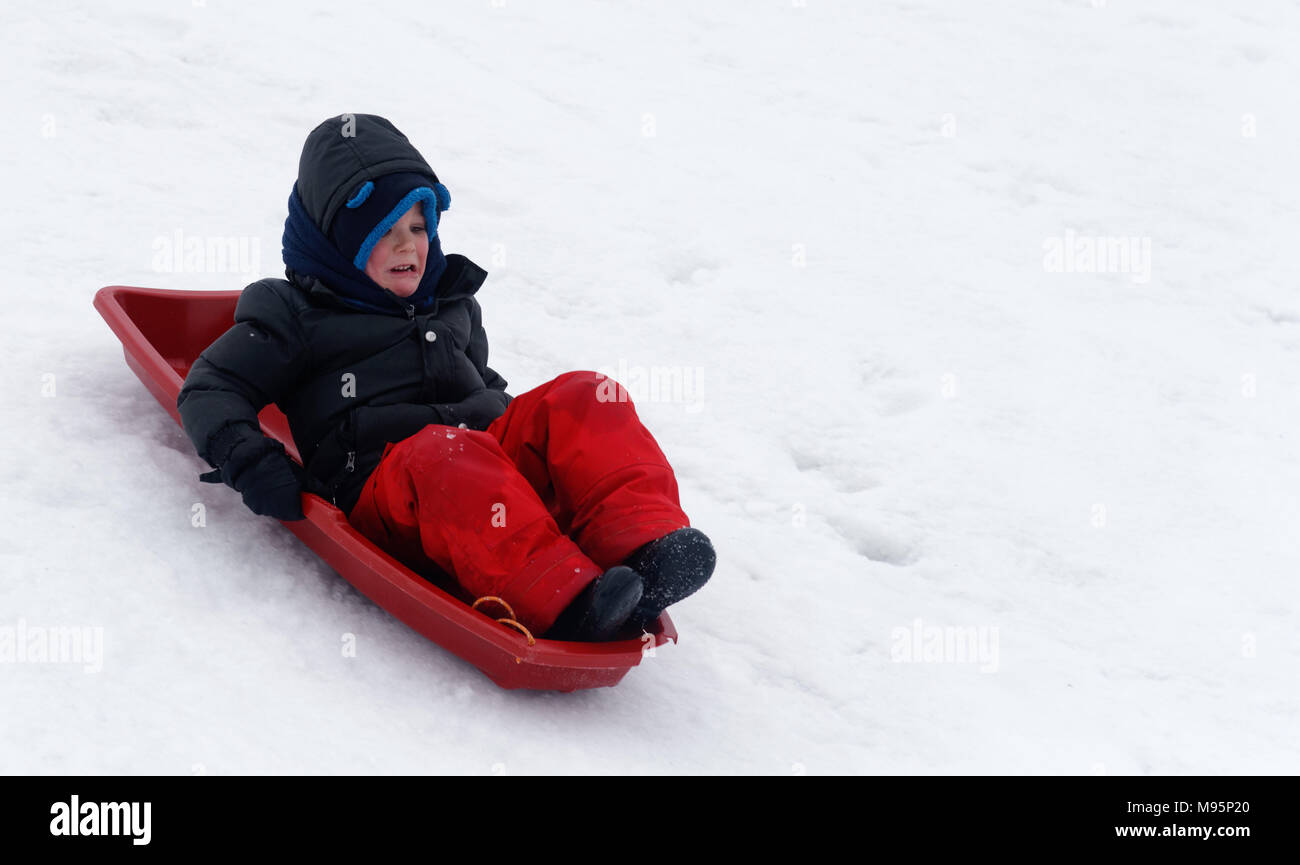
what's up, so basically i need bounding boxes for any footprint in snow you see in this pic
[826,515,919,567]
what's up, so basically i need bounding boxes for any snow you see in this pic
[3,0,1298,774]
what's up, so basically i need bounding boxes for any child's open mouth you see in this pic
[390,265,418,274]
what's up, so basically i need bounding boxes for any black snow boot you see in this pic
[623,528,716,630]
[545,566,644,642]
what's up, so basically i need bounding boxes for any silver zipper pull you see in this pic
[345,451,356,472]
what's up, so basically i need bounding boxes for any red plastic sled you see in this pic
[94,285,675,691]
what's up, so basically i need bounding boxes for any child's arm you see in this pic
[445,297,512,428]
[177,282,311,519]
[345,297,510,435]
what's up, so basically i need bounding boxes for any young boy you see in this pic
[177,114,715,641]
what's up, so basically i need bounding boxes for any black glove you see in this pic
[431,389,511,431]
[200,434,305,521]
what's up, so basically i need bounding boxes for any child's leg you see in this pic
[347,427,604,634]
[486,371,691,571]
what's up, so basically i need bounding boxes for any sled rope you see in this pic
[496,619,535,647]
[471,596,536,647]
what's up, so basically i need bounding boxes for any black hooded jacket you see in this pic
[177,119,511,516]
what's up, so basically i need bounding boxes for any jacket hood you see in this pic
[297,114,440,236]
[283,114,461,316]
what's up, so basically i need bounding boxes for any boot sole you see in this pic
[627,529,716,627]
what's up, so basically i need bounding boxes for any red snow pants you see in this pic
[346,371,690,634]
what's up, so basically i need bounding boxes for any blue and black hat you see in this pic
[328,171,452,270]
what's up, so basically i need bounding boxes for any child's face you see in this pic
[364,203,429,297]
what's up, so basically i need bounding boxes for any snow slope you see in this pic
[2,0,1297,774]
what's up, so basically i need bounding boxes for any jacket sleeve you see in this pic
[355,389,506,438]
[429,391,505,431]
[177,282,311,469]
[470,298,510,396]
[446,297,511,429]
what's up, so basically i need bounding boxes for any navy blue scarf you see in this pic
[281,184,448,314]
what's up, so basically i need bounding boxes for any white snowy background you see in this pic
[3,0,1297,774]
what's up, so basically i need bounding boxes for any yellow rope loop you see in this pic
[472,595,516,620]
[496,618,536,647]
[472,597,535,646]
